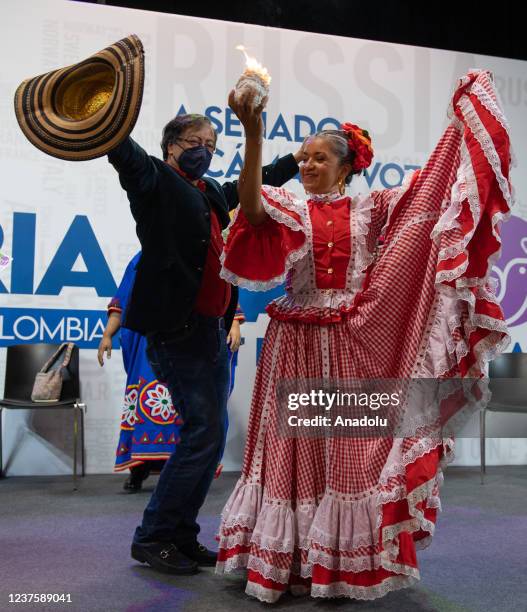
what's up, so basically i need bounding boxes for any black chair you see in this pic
[480,353,527,483]
[0,343,86,490]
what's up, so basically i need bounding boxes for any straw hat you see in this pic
[14,34,144,161]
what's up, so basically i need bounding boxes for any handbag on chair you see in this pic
[31,343,75,402]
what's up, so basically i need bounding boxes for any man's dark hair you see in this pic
[161,114,217,161]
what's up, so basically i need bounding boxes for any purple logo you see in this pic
[0,251,12,273]
[491,214,527,328]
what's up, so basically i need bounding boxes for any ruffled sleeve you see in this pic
[220,185,308,290]
[429,70,512,376]
[432,71,512,286]
[403,70,512,380]
[355,71,511,381]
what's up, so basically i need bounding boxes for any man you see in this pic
[108,101,303,575]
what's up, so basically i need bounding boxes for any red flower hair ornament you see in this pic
[340,122,374,173]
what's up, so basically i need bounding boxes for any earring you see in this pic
[338,177,345,195]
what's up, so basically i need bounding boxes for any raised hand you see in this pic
[228,88,267,140]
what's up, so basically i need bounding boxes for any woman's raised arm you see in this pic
[227,89,268,226]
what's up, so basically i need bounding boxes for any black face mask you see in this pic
[175,145,213,180]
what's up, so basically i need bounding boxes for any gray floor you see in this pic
[0,466,526,612]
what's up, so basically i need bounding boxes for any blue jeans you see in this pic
[133,313,230,545]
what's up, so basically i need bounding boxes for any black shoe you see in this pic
[123,465,150,493]
[131,542,199,575]
[176,541,218,566]
[123,474,142,493]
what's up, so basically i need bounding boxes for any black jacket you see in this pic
[108,137,299,334]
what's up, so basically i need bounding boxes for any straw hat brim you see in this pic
[14,34,144,161]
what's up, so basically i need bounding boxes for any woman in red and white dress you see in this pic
[216,71,512,602]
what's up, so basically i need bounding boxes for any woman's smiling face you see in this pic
[299,136,350,194]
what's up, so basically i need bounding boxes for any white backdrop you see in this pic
[1,0,526,475]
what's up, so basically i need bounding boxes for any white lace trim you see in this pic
[377,455,454,573]
[471,82,512,143]
[422,281,511,379]
[447,69,485,118]
[265,291,357,314]
[239,551,421,602]
[303,549,383,576]
[376,437,453,506]
[469,78,517,168]
[247,556,292,584]
[220,480,262,526]
[251,502,297,553]
[491,84,518,168]
[218,531,253,550]
[310,575,419,600]
[307,493,381,550]
[245,581,284,603]
[215,554,249,575]
[451,114,464,132]
[373,438,455,551]
[261,186,306,227]
[433,142,479,269]
[306,190,343,202]
[219,186,309,291]
[244,547,419,582]
[244,573,419,603]
[351,194,376,275]
[458,95,513,209]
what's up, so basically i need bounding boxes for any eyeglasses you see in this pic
[175,137,216,154]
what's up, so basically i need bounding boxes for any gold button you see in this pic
[327,268,333,274]
[326,220,333,226]
[328,242,334,248]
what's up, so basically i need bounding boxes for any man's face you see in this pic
[168,124,216,163]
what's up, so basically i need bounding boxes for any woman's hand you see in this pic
[294,141,308,165]
[97,334,113,366]
[227,320,242,352]
[228,89,267,141]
